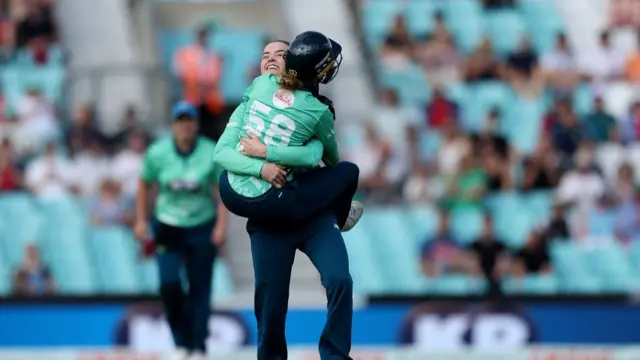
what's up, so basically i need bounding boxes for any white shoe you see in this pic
[170,348,188,360]
[341,201,364,232]
[187,351,206,360]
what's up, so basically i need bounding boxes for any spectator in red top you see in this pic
[16,0,56,65]
[0,139,22,192]
[426,86,458,129]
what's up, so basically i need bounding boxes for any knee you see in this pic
[322,273,353,292]
[337,161,360,182]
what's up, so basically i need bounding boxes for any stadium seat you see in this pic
[440,0,484,53]
[361,1,402,46]
[586,243,639,292]
[602,82,636,122]
[503,274,559,294]
[518,0,563,53]
[343,223,387,295]
[433,275,486,295]
[502,97,544,155]
[524,191,554,226]
[461,81,513,131]
[405,205,439,244]
[137,258,159,294]
[0,251,9,295]
[0,193,43,267]
[484,10,526,56]
[550,241,603,293]
[213,259,234,300]
[449,207,484,245]
[596,143,626,181]
[89,227,140,294]
[404,0,436,37]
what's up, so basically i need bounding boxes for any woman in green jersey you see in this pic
[134,101,227,360]
[214,32,359,360]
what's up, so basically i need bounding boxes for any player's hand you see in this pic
[212,226,226,248]
[239,132,268,158]
[134,220,149,242]
[260,163,287,188]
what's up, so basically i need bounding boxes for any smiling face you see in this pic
[261,41,288,75]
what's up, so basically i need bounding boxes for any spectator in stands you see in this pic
[512,230,552,277]
[582,30,624,84]
[472,108,509,159]
[624,32,640,83]
[380,15,413,70]
[426,86,458,130]
[16,85,59,150]
[481,148,512,192]
[0,19,15,64]
[173,26,224,140]
[542,203,570,241]
[66,104,104,156]
[469,215,508,295]
[0,138,22,191]
[614,186,640,243]
[483,0,515,9]
[403,164,443,203]
[414,11,461,84]
[577,193,618,243]
[522,135,561,191]
[620,101,640,144]
[583,96,618,143]
[109,105,144,151]
[441,153,487,210]
[90,179,134,227]
[25,141,74,200]
[15,0,56,65]
[437,119,469,176]
[504,36,543,98]
[421,210,477,277]
[464,38,500,82]
[11,243,55,296]
[70,138,109,197]
[111,131,146,198]
[610,163,636,204]
[541,33,581,94]
[550,101,584,163]
[557,145,605,211]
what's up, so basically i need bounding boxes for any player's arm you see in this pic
[314,110,340,167]
[266,139,324,167]
[213,103,265,177]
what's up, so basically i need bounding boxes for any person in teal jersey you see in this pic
[214,32,359,360]
[134,101,227,360]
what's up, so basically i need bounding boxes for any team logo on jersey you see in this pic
[273,89,295,109]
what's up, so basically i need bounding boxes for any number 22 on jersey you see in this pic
[245,100,296,146]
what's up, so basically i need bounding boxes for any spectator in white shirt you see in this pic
[581,30,624,84]
[541,33,582,94]
[111,131,146,197]
[25,142,74,200]
[70,138,109,198]
[556,145,605,211]
[15,87,58,152]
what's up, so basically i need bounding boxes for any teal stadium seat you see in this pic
[490,193,535,248]
[343,222,387,295]
[572,83,594,116]
[405,205,439,243]
[518,0,563,53]
[0,251,9,295]
[586,243,639,292]
[440,0,484,53]
[485,10,526,56]
[361,209,429,293]
[503,274,559,294]
[380,65,431,105]
[404,0,436,37]
[39,197,97,294]
[524,191,553,226]
[361,1,402,46]
[502,97,544,155]
[212,259,234,301]
[0,193,42,267]
[461,81,512,131]
[90,227,140,294]
[137,258,159,294]
[449,207,484,245]
[433,275,486,295]
[550,241,602,293]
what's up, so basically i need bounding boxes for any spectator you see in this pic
[583,96,618,143]
[610,163,636,204]
[483,0,515,9]
[0,19,15,64]
[481,148,512,192]
[403,165,444,203]
[11,243,55,296]
[472,107,509,159]
[620,101,640,144]
[380,15,413,70]
[577,194,618,243]
[441,153,487,210]
[0,138,22,191]
[425,86,458,130]
[111,131,146,198]
[504,36,543,98]
[550,101,584,162]
[173,26,224,140]
[15,0,56,64]
[541,33,581,94]
[624,32,640,82]
[615,189,640,243]
[581,30,624,83]
[437,119,470,176]
[557,145,605,210]
[66,104,104,156]
[16,86,58,150]
[414,11,461,84]
[469,215,508,295]
[464,38,500,82]
[542,203,570,241]
[70,138,109,198]
[24,141,74,200]
[512,231,552,277]
[522,136,561,191]
[109,105,144,152]
[421,211,477,277]
[90,179,134,227]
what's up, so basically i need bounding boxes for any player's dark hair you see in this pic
[278,71,305,91]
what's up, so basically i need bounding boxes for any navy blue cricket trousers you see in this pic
[154,219,216,353]
[219,162,359,360]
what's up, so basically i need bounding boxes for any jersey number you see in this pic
[246,100,296,146]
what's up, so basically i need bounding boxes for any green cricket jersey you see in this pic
[141,137,221,227]
[213,74,339,198]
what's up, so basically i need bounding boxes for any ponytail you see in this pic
[278,71,305,91]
